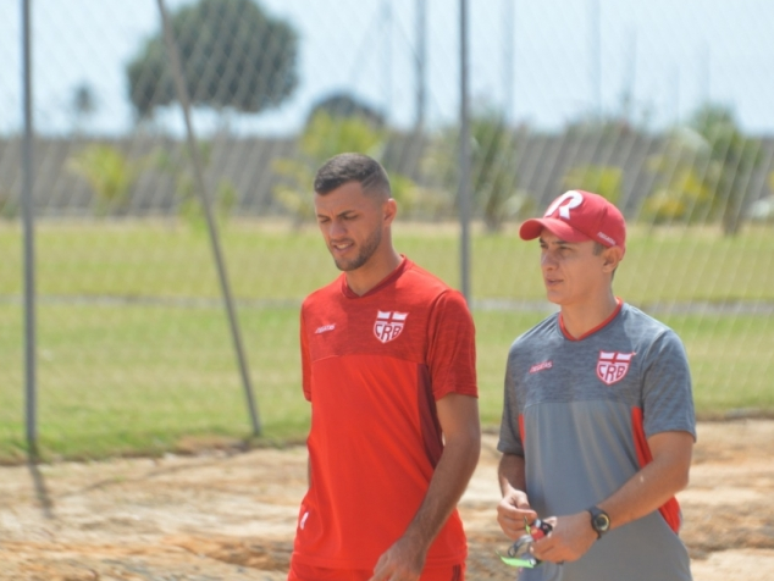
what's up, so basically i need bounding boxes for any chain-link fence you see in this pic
[0,0,773,459]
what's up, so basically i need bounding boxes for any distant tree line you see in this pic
[51,0,773,235]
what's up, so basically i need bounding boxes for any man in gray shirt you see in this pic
[497,190,696,580]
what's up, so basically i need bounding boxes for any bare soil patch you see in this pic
[1,421,773,580]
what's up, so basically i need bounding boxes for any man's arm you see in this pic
[369,393,480,581]
[497,453,538,539]
[532,430,694,564]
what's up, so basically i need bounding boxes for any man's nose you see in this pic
[328,220,347,238]
[541,251,557,269]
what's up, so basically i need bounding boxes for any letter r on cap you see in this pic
[545,190,584,219]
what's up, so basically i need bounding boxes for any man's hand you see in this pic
[370,393,479,581]
[497,489,538,540]
[369,535,426,581]
[531,512,597,564]
[497,453,537,540]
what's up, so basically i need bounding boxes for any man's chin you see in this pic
[333,257,360,272]
[544,291,563,306]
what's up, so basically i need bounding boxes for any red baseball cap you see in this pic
[519,190,626,252]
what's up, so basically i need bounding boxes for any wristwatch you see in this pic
[587,506,611,538]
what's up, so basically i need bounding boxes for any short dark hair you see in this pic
[313,153,391,197]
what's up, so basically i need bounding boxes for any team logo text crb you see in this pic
[374,311,408,343]
[596,351,635,385]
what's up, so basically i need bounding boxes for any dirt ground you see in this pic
[1,420,773,581]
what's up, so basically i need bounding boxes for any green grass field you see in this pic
[1,220,773,302]
[0,220,772,462]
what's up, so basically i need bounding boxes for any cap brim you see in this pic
[519,218,592,243]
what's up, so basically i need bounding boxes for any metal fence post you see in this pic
[22,0,38,455]
[459,0,471,303]
[156,0,262,437]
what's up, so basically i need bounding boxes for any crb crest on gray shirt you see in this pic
[498,302,696,581]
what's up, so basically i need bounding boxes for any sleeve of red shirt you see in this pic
[300,306,312,402]
[426,290,478,400]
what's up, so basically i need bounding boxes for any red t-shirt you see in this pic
[292,257,478,570]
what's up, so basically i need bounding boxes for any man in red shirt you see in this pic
[287,153,481,581]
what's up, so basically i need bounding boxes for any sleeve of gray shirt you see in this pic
[497,347,525,456]
[641,328,697,441]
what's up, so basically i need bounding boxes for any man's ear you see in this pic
[602,246,624,273]
[383,198,398,226]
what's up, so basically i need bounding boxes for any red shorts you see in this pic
[287,560,465,581]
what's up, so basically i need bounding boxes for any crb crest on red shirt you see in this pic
[596,351,636,385]
[373,310,408,343]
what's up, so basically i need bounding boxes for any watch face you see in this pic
[593,513,610,532]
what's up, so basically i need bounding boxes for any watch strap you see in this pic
[587,505,611,538]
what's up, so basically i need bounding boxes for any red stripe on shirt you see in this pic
[631,407,682,533]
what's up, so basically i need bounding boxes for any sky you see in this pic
[0,0,772,137]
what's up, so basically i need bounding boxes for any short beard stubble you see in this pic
[333,227,382,272]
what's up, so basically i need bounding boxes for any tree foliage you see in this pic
[643,106,763,234]
[689,104,763,235]
[127,0,298,119]
[71,82,98,134]
[273,111,418,226]
[306,92,386,128]
[423,109,526,231]
[153,141,236,230]
[642,127,716,225]
[67,145,145,216]
[563,165,623,206]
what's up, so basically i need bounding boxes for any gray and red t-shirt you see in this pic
[498,301,696,581]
